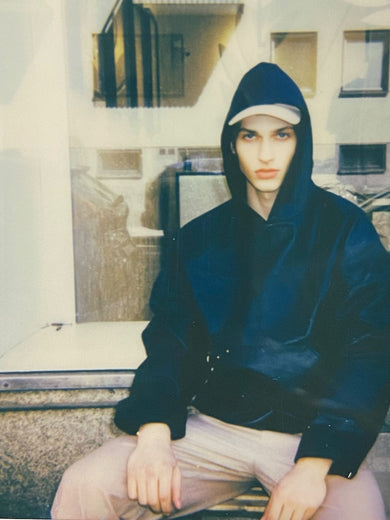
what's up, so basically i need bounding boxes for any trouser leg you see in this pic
[51,435,138,520]
[51,411,257,520]
[250,429,386,520]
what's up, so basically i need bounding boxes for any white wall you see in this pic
[0,0,74,356]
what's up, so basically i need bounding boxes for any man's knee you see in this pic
[64,443,130,491]
[61,456,99,491]
[56,439,135,492]
[52,451,128,520]
[316,467,386,520]
[53,455,105,513]
[51,460,90,519]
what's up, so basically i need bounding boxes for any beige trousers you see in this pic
[51,408,386,520]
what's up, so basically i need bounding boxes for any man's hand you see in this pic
[127,423,182,515]
[263,457,332,520]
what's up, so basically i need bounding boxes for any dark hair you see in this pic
[229,122,242,148]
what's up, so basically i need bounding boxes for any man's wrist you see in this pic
[136,423,171,443]
[294,457,332,479]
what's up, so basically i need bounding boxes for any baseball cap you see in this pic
[228,103,301,126]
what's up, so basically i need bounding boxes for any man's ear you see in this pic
[230,142,236,154]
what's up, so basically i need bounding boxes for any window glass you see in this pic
[271,32,317,97]
[341,31,389,97]
[178,172,230,227]
[71,147,228,323]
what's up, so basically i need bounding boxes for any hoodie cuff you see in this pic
[295,421,375,479]
[114,396,187,440]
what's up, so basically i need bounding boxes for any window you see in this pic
[93,0,244,107]
[338,144,386,175]
[271,32,317,97]
[340,30,389,97]
[97,150,142,179]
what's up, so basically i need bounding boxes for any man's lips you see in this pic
[255,169,279,179]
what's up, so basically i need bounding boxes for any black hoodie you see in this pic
[115,63,390,478]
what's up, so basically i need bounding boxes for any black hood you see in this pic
[221,62,314,221]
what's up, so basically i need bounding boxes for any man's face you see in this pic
[234,114,297,197]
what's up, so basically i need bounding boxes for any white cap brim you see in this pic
[228,103,301,126]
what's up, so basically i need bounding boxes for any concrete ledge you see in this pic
[0,322,148,373]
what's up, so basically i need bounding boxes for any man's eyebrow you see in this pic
[238,127,256,133]
[238,125,294,133]
[275,125,294,131]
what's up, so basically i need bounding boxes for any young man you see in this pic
[52,63,390,520]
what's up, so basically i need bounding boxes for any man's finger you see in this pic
[127,476,138,501]
[302,507,316,520]
[290,506,307,520]
[172,465,182,510]
[136,472,148,507]
[279,504,293,520]
[158,471,174,514]
[263,494,282,520]
[146,474,161,513]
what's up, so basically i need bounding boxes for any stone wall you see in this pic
[0,387,127,518]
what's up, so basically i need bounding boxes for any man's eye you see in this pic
[243,132,256,141]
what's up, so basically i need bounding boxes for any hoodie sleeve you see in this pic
[295,214,390,478]
[114,234,203,439]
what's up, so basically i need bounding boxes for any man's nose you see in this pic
[258,139,273,163]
